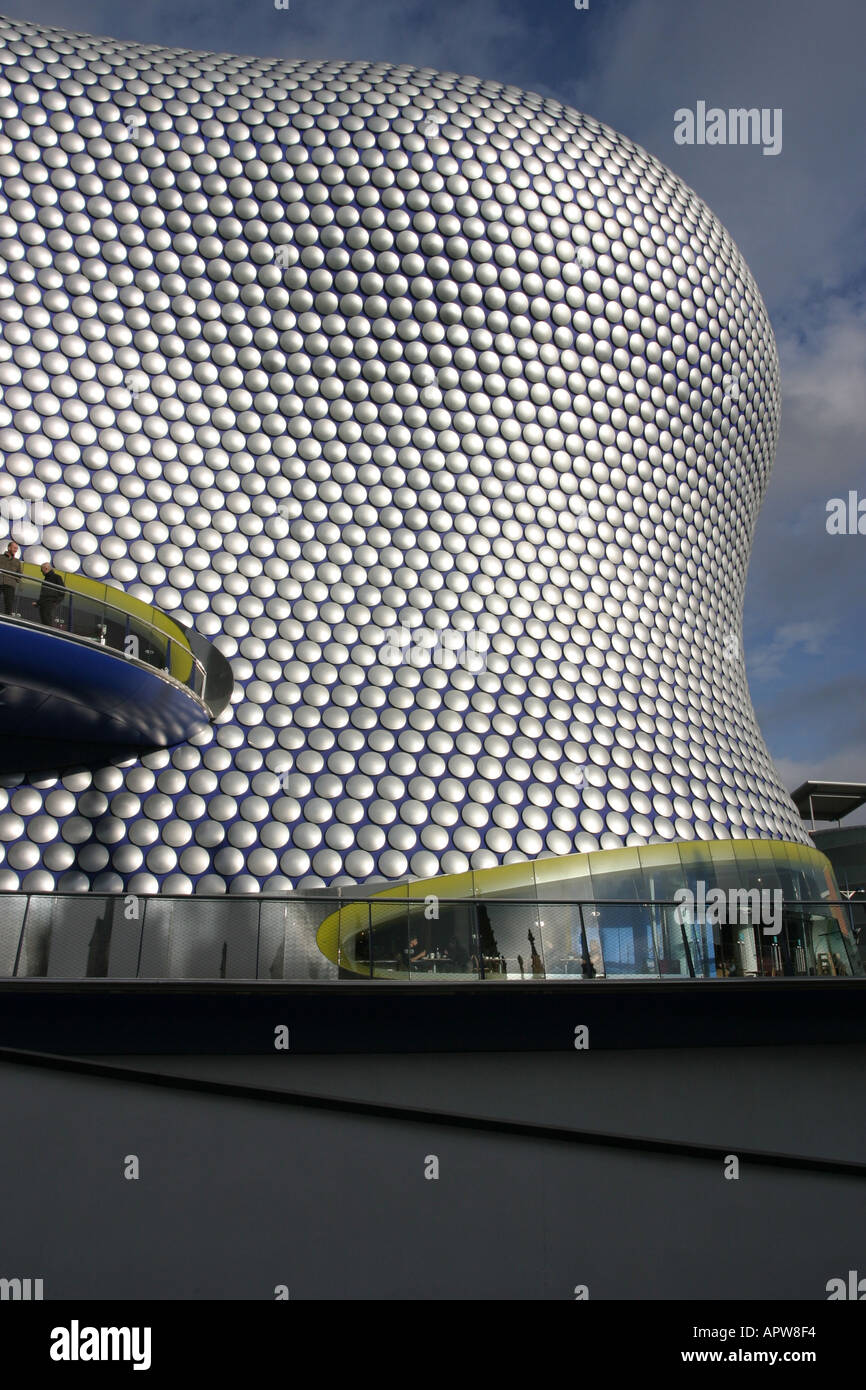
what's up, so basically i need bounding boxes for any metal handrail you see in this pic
[0,892,848,906]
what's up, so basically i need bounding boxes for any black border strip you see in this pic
[2,979,866,1054]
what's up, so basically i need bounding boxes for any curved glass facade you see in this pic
[318,840,862,980]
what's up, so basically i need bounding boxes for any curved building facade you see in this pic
[0,15,813,911]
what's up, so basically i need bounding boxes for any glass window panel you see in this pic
[480,901,536,978]
[680,907,717,979]
[405,898,437,979]
[731,922,760,977]
[808,907,856,977]
[593,902,658,977]
[0,895,26,976]
[166,897,258,978]
[367,899,410,978]
[43,896,117,978]
[532,852,593,902]
[336,900,372,979]
[258,898,290,980]
[582,846,643,902]
[533,901,583,977]
[136,898,173,977]
[783,903,813,976]
[636,842,687,905]
[708,838,751,893]
[678,838,727,895]
[411,901,477,978]
[656,902,695,978]
[106,900,145,978]
[293,896,341,981]
[823,899,860,975]
[749,845,784,897]
[773,851,808,907]
[475,860,535,901]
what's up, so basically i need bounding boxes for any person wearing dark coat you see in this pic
[38,560,65,627]
[0,541,22,615]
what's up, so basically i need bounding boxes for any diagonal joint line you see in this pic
[0,1045,863,1178]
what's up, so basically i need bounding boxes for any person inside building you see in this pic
[446,933,469,971]
[397,935,427,972]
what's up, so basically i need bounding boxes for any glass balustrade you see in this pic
[0,893,859,982]
[0,572,207,703]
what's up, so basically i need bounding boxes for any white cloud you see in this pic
[746,619,829,684]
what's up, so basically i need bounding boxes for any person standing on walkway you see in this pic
[38,559,65,627]
[0,541,22,615]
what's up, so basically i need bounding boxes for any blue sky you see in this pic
[4,0,865,819]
